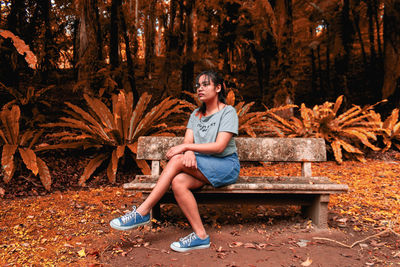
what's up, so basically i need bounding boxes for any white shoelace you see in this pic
[120,206,139,223]
[180,232,197,246]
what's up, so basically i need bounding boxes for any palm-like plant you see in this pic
[264,96,383,163]
[0,105,51,190]
[39,90,189,185]
[381,108,400,152]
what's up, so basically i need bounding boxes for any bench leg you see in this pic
[301,195,329,228]
[151,202,161,221]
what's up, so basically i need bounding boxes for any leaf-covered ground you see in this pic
[1,158,400,266]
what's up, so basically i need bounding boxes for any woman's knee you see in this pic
[171,174,188,193]
[168,154,185,169]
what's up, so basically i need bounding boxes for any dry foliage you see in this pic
[0,82,54,127]
[263,96,383,163]
[225,90,269,137]
[0,29,37,69]
[39,90,189,185]
[0,105,51,190]
[381,108,400,152]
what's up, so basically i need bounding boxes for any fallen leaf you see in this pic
[216,252,226,259]
[64,243,73,248]
[336,218,348,223]
[244,243,256,249]
[370,240,386,247]
[216,246,228,252]
[78,248,86,257]
[296,240,309,247]
[301,257,312,266]
[0,187,5,197]
[229,241,243,248]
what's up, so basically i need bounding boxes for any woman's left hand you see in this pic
[166,144,187,159]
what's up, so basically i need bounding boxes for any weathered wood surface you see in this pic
[124,175,349,194]
[137,136,327,162]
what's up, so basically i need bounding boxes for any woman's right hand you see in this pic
[183,150,197,169]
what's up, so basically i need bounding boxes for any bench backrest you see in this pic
[137,136,326,162]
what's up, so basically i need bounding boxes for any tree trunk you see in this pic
[181,0,195,93]
[317,45,324,93]
[77,0,101,94]
[40,0,51,83]
[373,0,383,59]
[382,0,400,100]
[335,0,353,99]
[251,44,264,96]
[272,0,295,115]
[325,23,331,94]
[353,9,368,68]
[311,48,317,94]
[110,0,121,70]
[144,0,156,78]
[7,0,25,35]
[120,8,138,104]
[72,18,79,80]
[160,0,178,97]
[262,33,275,99]
[95,0,103,62]
[367,0,377,66]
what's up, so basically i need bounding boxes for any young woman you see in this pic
[110,70,240,252]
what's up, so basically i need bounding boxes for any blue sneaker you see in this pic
[109,206,150,230]
[170,232,210,252]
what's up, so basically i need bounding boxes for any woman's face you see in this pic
[196,75,221,103]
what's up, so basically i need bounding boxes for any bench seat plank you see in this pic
[124,175,349,194]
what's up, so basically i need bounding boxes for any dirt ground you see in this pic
[100,213,400,267]
[1,159,400,266]
[0,188,399,267]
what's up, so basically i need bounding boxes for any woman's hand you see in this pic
[182,151,197,169]
[166,144,187,159]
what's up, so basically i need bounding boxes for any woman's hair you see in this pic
[195,70,226,115]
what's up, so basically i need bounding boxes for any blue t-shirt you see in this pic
[187,105,238,157]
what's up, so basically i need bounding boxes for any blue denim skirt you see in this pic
[195,152,240,188]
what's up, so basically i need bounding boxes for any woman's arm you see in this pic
[166,130,233,159]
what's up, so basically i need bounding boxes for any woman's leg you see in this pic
[171,173,208,239]
[136,154,209,216]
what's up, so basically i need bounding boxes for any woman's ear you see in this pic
[216,84,222,93]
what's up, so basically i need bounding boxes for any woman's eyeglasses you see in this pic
[194,82,211,91]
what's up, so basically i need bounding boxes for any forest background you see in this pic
[1,0,400,189]
[1,1,400,265]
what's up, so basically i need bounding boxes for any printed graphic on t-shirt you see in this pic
[197,122,216,137]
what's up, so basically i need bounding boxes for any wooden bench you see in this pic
[123,136,349,228]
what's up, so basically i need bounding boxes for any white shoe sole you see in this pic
[170,242,210,252]
[109,219,150,231]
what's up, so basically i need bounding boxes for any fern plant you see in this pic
[381,108,400,152]
[0,105,51,190]
[264,96,383,163]
[39,90,189,185]
[1,82,54,126]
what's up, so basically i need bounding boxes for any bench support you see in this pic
[152,202,161,221]
[301,162,312,177]
[145,192,331,228]
[301,194,329,228]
